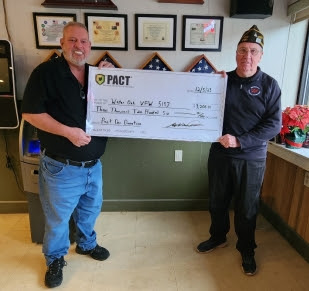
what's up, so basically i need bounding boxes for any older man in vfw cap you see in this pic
[196,25,282,275]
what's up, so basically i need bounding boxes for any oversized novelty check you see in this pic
[86,67,227,142]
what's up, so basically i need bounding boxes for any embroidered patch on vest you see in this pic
[248,86,261,96]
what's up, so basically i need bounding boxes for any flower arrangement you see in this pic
[280,105,309,135]
[280,105,309,148]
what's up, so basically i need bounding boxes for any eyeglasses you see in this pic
[80,89,85,100]
[79,83,85,100]
[236,47,262,56]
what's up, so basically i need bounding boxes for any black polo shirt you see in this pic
[22,56,108,161]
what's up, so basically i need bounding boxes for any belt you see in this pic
[44,151,97,168]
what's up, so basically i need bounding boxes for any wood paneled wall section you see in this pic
[261,152,309,243]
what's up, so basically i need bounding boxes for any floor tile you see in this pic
[0,211,309,291]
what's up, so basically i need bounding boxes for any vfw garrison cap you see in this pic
[238,25,264,49]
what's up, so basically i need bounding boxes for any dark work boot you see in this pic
[241,253,257,276]
[76,244,110,261]
[45,256,67,288]
[196,237,227,253]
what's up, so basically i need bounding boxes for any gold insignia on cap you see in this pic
[238,25,264,49]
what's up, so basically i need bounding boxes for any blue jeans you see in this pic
[39,154,103,266]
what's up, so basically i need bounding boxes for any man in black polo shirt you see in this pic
[22,22,113,288]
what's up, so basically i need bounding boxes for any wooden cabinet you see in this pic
[261,144,309,243]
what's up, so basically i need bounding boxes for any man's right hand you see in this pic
[67,127,91,147]
[22,113,91,147]
[217,70,227,78]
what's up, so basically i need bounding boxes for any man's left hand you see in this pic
[98,61,114,69]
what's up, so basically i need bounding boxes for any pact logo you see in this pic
[95,74,131,86]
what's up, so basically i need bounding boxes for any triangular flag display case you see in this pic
[139,52,173,71]
[44,49,61,62]
[184,54,217,73]
[93,51,122,68]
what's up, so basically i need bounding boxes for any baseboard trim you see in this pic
[0,199,209,213]
[0,201,28,213]
[260,201,309,263]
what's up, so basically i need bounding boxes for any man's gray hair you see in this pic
[63,21,88,33]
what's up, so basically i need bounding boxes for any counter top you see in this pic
[267,142,309,171]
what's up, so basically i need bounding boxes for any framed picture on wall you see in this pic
[135,14,177,50]
[41,0,118,10]
[85,13,128,50]
[158,0,204,3]
[182,15,224,51]
[33,12,76,49]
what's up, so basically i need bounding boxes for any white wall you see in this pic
[0,0,307,108]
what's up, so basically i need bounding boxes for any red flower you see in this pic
[280,105,309,135]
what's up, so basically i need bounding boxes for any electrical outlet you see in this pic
[175,150,183,162]
[304,172,309,187]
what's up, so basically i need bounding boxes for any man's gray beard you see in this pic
[63,52,87,66]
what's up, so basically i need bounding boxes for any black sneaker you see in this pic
[241,253,257,276]
[45,257,67,288]
[76,244,110,261]
[196,237,227,253]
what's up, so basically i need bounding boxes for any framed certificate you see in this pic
[33,12,76,49]
[85,13,128,50]
[135,14,177,50]
[182,15,224,51]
